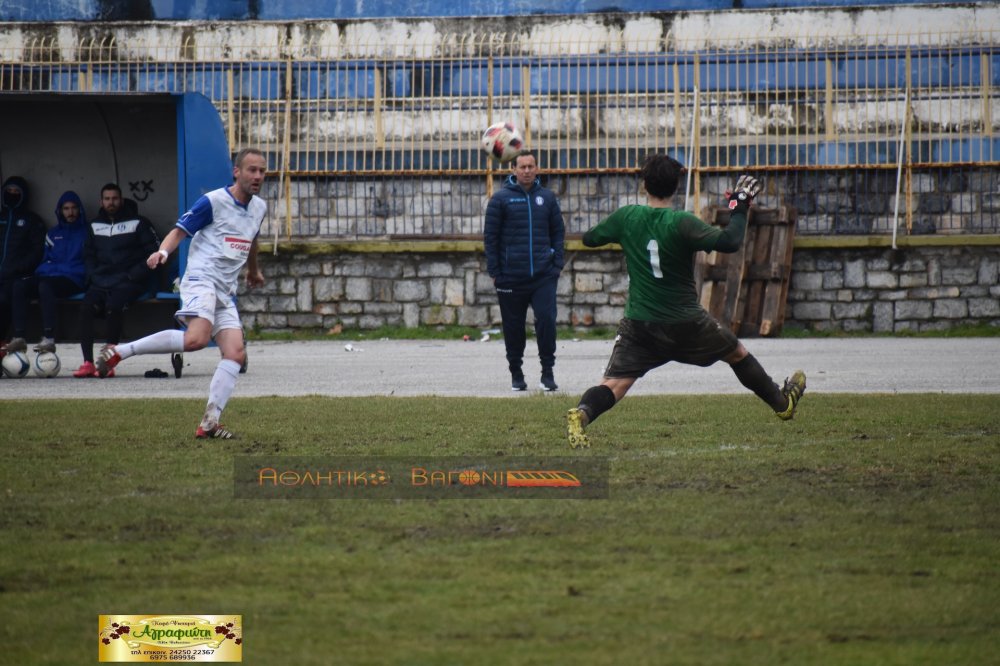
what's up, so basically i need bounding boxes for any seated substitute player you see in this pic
[96,148,268,440]
[6,191,88,355]
[0,176,47,351]
[566,154,806,449]
[74,186,159,377]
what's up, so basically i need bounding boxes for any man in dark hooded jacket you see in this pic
[0,176,47,348]
[73,183,159,378]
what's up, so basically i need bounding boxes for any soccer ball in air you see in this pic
[33,352,61,378]
[2,351,30,378]
[481,121,524,163]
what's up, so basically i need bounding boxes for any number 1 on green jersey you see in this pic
[646,239,663,278]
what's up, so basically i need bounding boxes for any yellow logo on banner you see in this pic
[98,615,242,662]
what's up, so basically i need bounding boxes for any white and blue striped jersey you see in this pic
[177,187,266,296]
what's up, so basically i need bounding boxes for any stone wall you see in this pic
[266,168,1000,240]
[789,246,1000,333]
[240,244,1000,334]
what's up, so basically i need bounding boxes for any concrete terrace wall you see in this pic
[0,0,954,22]
[3,5,997,240]
[4,5,996,239]
[242,245,1000,334]
[2,4,997,334]
[4,5,996,67]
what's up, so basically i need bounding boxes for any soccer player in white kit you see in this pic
[97,148,268,439]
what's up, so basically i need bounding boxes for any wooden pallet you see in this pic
[695,206,797,337]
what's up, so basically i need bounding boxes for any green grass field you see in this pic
[2,394,999,664]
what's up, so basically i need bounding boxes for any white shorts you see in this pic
[175,277,241,337]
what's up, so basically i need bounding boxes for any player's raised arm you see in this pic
[147,227,188,269]
[582,208,625,248]
[715,175,761,253]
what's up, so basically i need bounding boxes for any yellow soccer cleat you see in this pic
[567,408,591,449]
[776,370,807,421]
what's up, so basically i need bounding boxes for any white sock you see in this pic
[118,330,185,360]
[202,359,241,427]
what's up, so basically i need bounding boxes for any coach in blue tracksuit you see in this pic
[484,150,565,392]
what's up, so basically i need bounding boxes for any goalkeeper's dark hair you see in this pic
[640,154,683,199]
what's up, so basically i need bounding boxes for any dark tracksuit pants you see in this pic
[11,276,83,339]
[0,280,13,339]
[78,282,147,362]
[496,272,558,375]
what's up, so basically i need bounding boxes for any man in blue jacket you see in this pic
[484,150,566,391]
[5,191,88,355]
[0,176,46,350]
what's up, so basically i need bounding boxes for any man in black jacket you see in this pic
[0,176,46,350]
[484,150,566,392]
[73,183,159,378]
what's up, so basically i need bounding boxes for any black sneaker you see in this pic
[3,337,27,354]
[511,372,527,391]
[540,372,558,392]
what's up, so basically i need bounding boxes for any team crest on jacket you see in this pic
[535,196,544,206]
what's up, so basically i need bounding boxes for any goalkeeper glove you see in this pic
[726,175,761,215]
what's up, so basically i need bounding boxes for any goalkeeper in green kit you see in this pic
[566,154,806,449]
